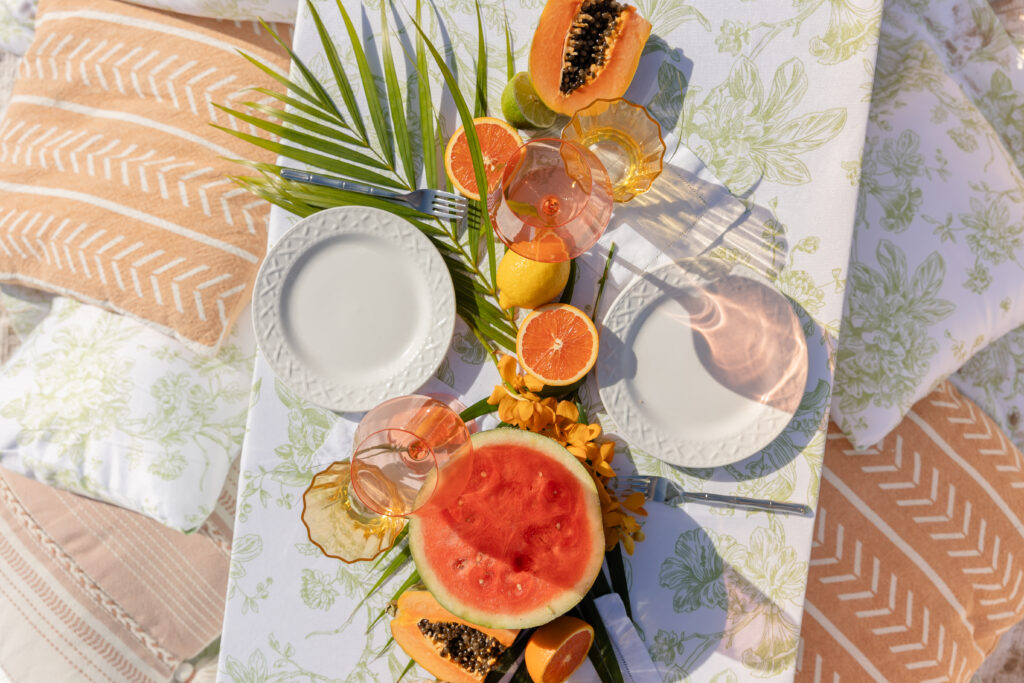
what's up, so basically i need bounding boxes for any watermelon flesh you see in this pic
[409,428,605,629]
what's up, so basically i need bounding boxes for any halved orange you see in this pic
[444,116,522,200]
[517,303,599,387]
[524,615,594,683]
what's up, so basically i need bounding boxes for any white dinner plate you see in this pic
[252,206,456,412]
[597,259,808,468]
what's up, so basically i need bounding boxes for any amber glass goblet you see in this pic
[301,395,472,563]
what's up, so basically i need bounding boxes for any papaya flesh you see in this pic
[529,0,651,115]
[390,590,519,683]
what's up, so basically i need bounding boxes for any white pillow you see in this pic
[0,297,255,531]
[830,1,1024,448]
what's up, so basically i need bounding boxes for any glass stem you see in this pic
[346,481,380,523]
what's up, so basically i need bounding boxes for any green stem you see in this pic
[748,0,824,60]
[592,242,616,325]
[436,216,518,331]
[459,397,500,422]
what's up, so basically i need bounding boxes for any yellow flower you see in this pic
[621,491,648,517]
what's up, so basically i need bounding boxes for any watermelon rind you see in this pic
[409,428,605,629]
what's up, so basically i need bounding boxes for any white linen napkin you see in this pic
[561,594,660,683]
[495,592,660,683]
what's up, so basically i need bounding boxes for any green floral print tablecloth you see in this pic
[217,0,884,681]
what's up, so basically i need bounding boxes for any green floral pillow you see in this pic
[952,323,1024,451]
[0,0,35,54]
[831,0,1024,448]
[0,297,255,531]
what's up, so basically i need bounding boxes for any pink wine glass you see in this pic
[488,138,614,263]
[301,395,472,563]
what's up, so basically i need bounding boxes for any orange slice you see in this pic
[524,615,594,683]
[444,116,522,200]
[516,303,599,387]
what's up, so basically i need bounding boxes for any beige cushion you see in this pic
[0,0,290,351]
[0,465,234,682]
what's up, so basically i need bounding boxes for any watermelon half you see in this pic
[409,428,605,629]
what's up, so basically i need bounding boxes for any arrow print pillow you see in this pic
[0,0,290,352]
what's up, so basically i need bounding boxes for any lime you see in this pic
[496,250,570,309]
[501,72,558,130]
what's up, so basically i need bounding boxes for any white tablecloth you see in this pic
[218,1,884,680]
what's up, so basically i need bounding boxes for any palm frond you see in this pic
[214,104,387,170]
[336,0,396,170]
[222,0,513,357]
[503,8,516,80]
[305,2,368,143]
[211,123,404,188]
[414,0,438,190]
[380,4,416,186]
[258,18,349,128]
[473,0,488,118]
[409,16,496,273]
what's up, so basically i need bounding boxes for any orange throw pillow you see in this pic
[799,381,1024,681]
[0,0,290,351]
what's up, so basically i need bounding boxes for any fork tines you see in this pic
[432,193,468,221]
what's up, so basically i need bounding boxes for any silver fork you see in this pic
[280,168,468,221]
[613,475,812,516]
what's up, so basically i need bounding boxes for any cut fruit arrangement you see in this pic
[390,591,519,683]
[227,0,653,680]
[529,0,651,115]
[409,429,606,631]
[518,304,600,387]
[526,616,595,683]
[408,0,651,676]
[444,117,524,200]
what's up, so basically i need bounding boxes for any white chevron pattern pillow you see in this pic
[0,0,290,352]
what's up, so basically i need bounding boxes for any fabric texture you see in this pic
[798,381,1024,682]
[0,0,295,59]
[0,0,34,54]
[124,0,297,23]
[0,296,254,531]
[830,0,1024,448]
[0,0,290,352]
[952,322,1024,453]
[0,466,233,683]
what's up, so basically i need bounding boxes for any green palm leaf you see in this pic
[305,2,368,143]
[214,104,388,170]
[211,124,405,188]
[258,19,349,129]
[222,6,514,353]
[380,4,416,187]
[504,9,516,80]
[414,0,438,189]
[474,0,488,118]
[336,0,396,170]
[410,14,498,277]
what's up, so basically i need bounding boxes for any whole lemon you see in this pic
[496,250,571,309]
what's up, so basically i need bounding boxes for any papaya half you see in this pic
[390,590,519,683]
[529,0,651,115]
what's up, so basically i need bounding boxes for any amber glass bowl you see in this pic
[561,98,666,203]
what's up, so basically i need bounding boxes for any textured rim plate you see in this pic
[597,260,808,468]
[253,206,455,412]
